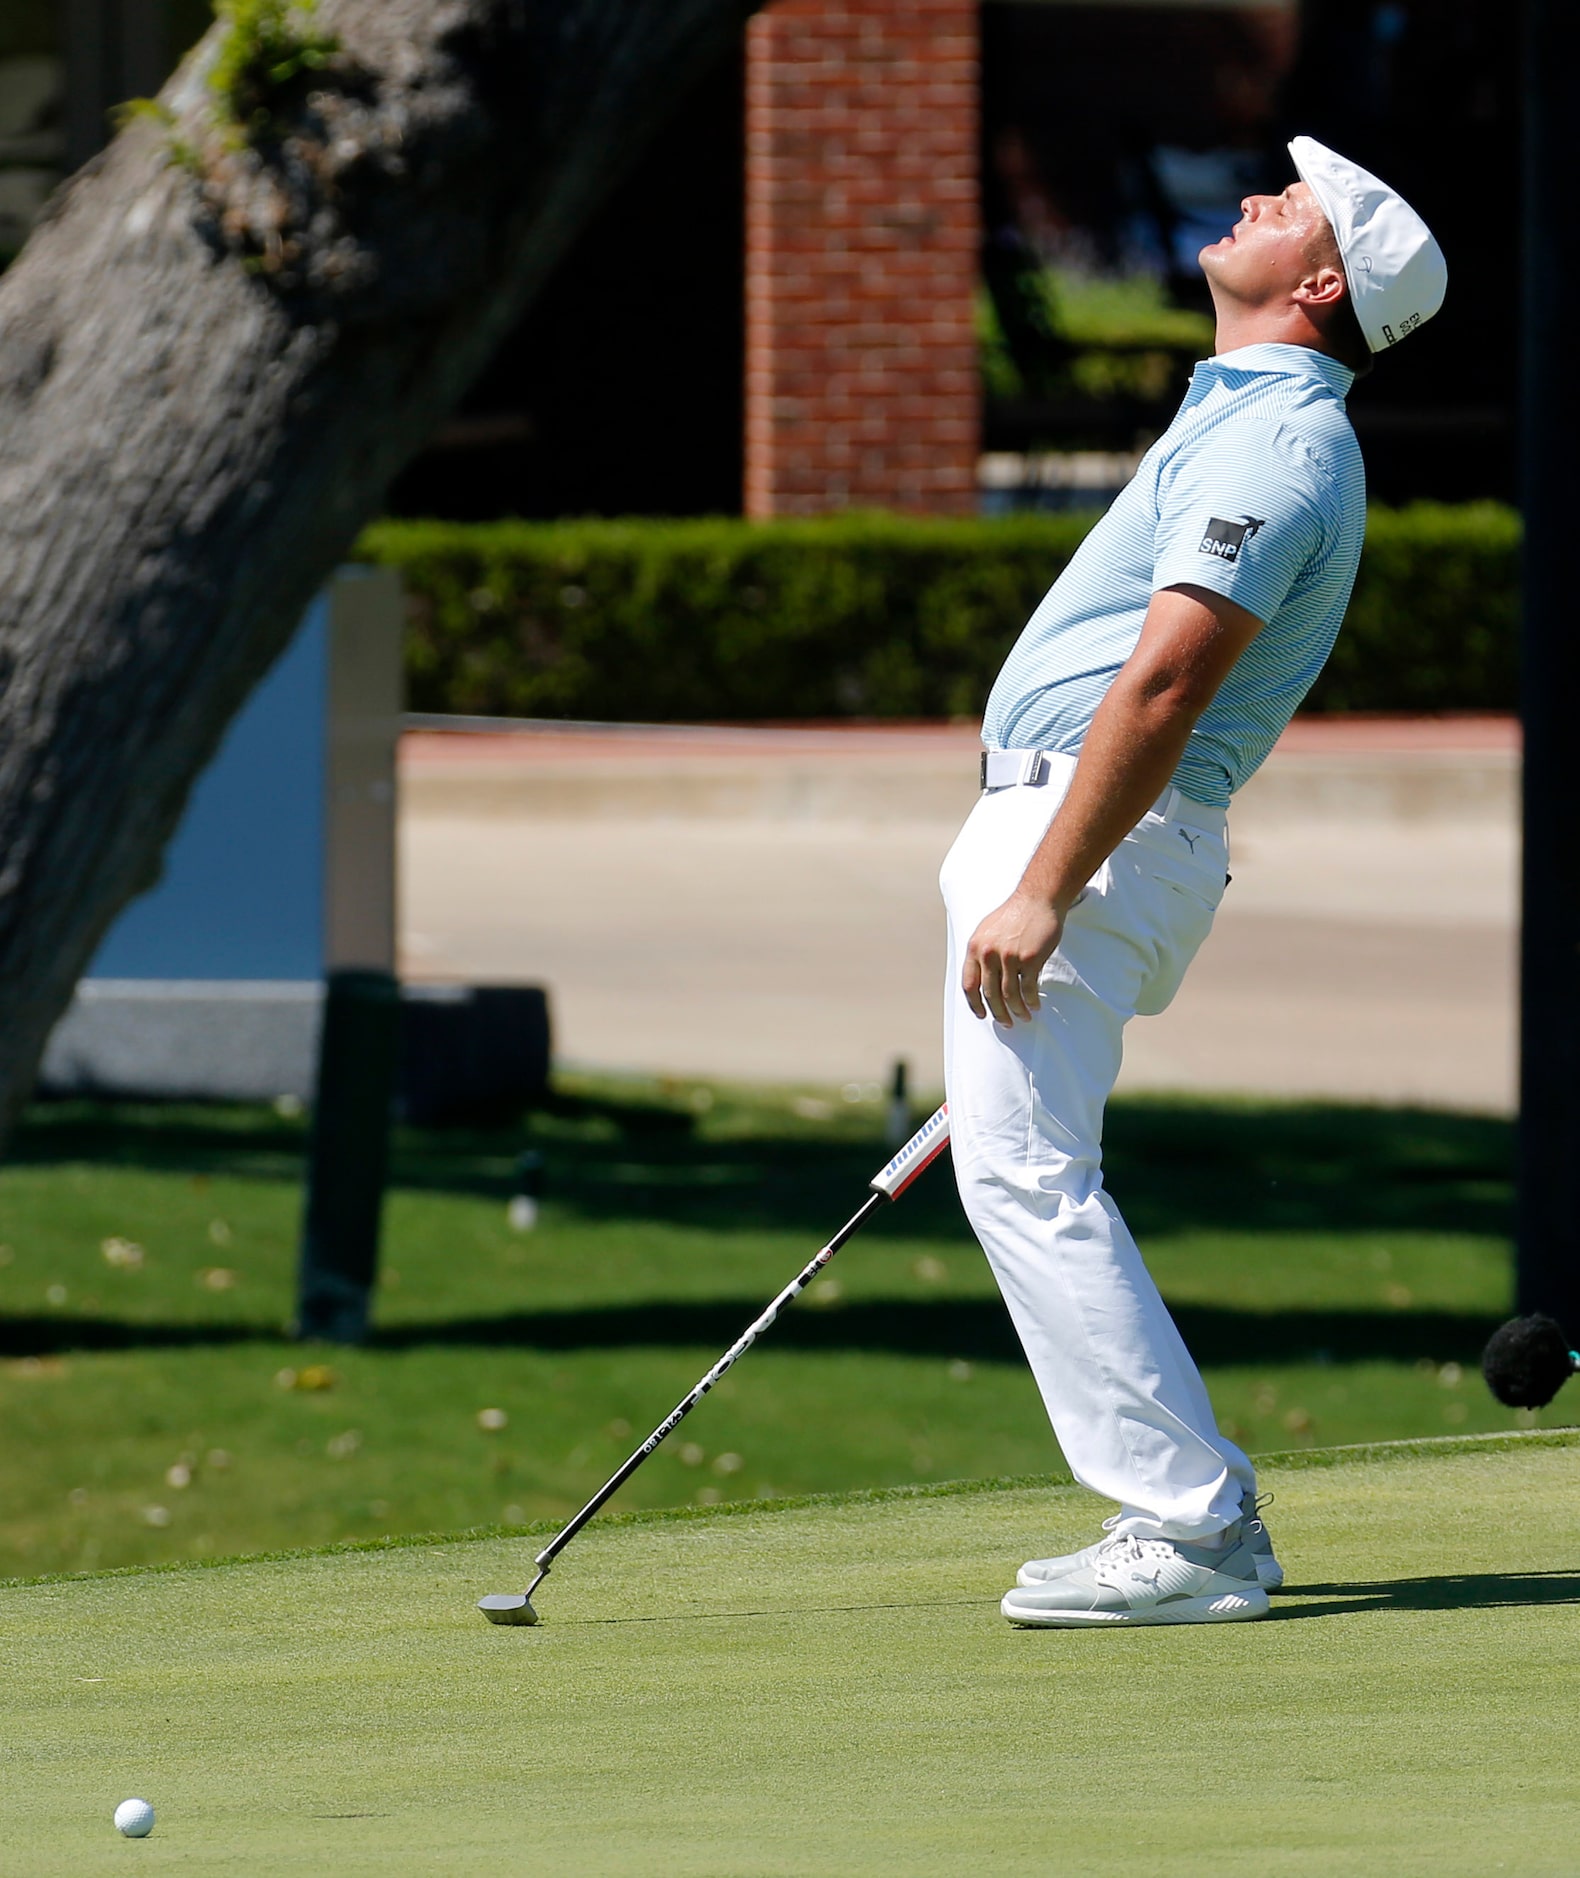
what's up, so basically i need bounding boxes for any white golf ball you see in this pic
[113,1798,155,1838]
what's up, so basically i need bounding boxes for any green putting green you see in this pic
[8,1432,1579,1875]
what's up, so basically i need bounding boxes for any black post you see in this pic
[64,0,171,170]
[117,0,171,101]
[64,0,115,171]
[296,969,401,1343]
[1516,0,1580,1326]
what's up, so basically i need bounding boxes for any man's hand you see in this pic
[962,890,1066,1025]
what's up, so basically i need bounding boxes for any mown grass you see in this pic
[0,1077,1543,1580]
[7,1437,1580,1875]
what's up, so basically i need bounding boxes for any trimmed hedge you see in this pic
[359,502,1520,722]
[1307,501,1519,713]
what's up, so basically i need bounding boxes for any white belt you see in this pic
[980,749,1059,790]
[979,748,1221,827]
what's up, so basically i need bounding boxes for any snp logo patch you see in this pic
[1198,515,1266,563]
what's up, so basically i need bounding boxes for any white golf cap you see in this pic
[1288,135,1446,354]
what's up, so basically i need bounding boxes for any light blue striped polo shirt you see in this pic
[982,343,1366,807]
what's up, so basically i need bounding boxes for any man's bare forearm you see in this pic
[957,678,1200,1025]
[1016,580,1263,911]
[961,583,1260,1026]
[1017,674,1201,913]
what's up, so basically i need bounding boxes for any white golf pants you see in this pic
[940,752,1254,1541]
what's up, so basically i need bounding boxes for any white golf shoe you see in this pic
[1242,1491,1284,1591]
[1014,1514,1124,1588]
[1017,1489,1285,1593]
[1001,1528,1269,1628]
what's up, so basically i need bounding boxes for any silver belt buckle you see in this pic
[980,749,1048,792]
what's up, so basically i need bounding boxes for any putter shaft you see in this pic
[479,1104,950,1625]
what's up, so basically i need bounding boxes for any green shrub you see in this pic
[359,503,1520,723]
[363,513,1094,722]
[1305,501,1521,713]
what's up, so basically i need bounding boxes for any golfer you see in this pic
[944,138,1446,1627]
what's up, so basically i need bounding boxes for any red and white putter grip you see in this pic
[870,1103,951,1199]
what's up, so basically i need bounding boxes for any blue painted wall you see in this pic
[87,599,328,981]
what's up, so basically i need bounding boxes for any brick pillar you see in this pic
[744,0,980,517]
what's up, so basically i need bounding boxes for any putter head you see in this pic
[478,1592,539,1626]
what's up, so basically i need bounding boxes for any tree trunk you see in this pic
[0,0,756,1140]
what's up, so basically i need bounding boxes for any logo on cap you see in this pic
[1199,516,1266,563]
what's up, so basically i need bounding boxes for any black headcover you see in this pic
[1481,1314,1577,1409]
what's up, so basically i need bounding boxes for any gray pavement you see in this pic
[399,718,1517,1113]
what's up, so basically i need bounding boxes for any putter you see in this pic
[479,1102,952,1624]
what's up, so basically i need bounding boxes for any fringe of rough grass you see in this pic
[5,1429,1575,1594]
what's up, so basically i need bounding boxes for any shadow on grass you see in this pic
[0,1297,1503,1365]
[553,1576,1580,1629]
[1274,1570,1580,1617]
[11,1086,1513,1244]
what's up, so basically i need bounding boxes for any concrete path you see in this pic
[399,717,1518,1113]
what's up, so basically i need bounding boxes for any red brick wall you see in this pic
[744,0,980,517]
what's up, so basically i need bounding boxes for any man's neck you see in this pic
[1209,301,1327,360]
